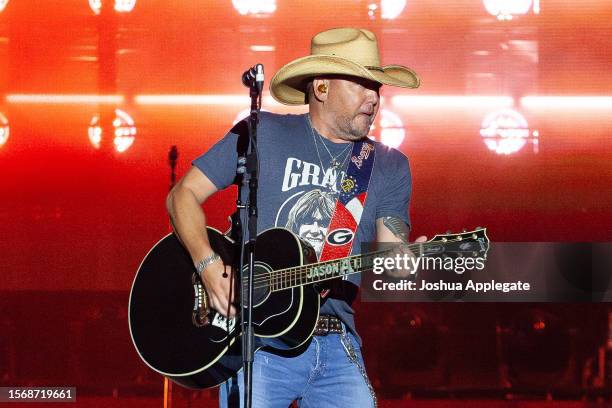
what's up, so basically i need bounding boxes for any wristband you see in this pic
[195,252,221,276]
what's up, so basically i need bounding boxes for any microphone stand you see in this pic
[164,145,178,408]
[168,145,178,191]
[235,64,263,408]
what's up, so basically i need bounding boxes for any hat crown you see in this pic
[311,28,381,68]
[270,27,419,105]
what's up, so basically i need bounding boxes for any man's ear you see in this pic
[312,78,330,102]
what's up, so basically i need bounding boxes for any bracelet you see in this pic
[195,252,221,276]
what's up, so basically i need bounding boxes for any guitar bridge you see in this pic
[192,273,211,327]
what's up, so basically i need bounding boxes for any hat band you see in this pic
[365,66,384,72]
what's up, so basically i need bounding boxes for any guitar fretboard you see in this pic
[249,243,423,292]
[244,230,488,293]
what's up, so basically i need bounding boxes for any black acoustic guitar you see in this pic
[128,227,489,389]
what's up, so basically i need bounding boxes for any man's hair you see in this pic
[285,189,335,232]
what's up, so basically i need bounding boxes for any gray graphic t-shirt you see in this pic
[193,112,412,341]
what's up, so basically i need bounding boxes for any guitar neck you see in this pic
[246,229,488,293]
[264,242,425,292]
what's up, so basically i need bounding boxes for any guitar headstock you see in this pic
[426,227,490,259]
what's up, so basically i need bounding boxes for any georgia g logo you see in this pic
[326,228,355,246]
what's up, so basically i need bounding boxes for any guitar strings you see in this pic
[242,237,482,291]
[245,238,472,289]
[261,237,476,283]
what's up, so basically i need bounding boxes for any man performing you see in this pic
[166,27,424,407]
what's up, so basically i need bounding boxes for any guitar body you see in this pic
[128,227,320,389]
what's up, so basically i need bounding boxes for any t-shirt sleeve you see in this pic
[375,150,412,230]
[191,124,244,190]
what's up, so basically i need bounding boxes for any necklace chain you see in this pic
[318,129,351,167]
[307,115,352,172]
[309,116,327,175]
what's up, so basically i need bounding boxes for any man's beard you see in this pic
[337,112,374,140]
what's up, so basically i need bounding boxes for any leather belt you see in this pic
[313,315,343,336]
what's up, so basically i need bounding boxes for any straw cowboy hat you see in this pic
[270,27,420,105]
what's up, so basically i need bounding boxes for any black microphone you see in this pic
[242,64,264,92]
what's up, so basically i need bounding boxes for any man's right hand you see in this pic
[200,258,237,318]
[167,167,237,317]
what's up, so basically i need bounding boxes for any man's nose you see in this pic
[366,89,379,106]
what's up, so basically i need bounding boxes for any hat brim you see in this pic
[269,55,420,106]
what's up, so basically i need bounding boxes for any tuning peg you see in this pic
[462,228,467,233]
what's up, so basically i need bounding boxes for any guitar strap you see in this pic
[319,139,376,265]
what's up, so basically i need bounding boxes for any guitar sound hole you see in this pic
[242,262,273,307]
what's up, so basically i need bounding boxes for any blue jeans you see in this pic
[219,330,376,407]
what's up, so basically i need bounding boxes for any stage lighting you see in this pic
[88,109,136,153]
[232,0,276,16]
[521,96,612,110]
[483,0,536,21]
[89,0,136,15]
[368,0,406,20]
[112,109,136,152]
[480,109,538,155]
[0,113,8,147]
[0,0,8,13]
[392,95,514,109]
[6,94,124,104]
[250,45,275,52]
[378,109,405,148]
[88,123,102,149]
[368,108,406,148]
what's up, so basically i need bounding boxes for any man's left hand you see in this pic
[386,235,427,278]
